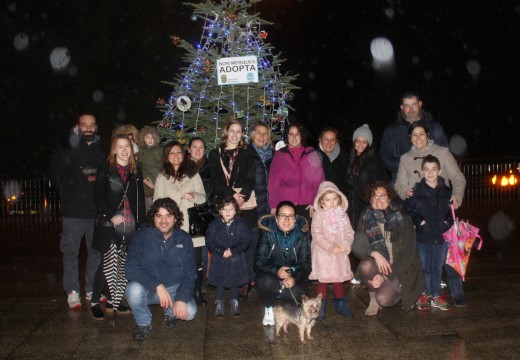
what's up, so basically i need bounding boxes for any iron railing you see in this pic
[1,156,518,225]
[459,157,519,207]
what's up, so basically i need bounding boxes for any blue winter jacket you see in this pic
[380,110,448,181]
[404,177,454,244]
[125,226,197,303]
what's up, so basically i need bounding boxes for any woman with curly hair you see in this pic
[153,141,207,305]
[352,181,423,315]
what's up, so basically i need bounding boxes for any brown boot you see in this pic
[365,291,380,316]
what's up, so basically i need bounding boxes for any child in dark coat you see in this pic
[206,196,256,318]
[404,155,454,311]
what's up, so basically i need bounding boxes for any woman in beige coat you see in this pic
[153,141,207,305]
[395,120,466,208]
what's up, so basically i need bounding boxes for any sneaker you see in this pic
[262,306,275,326]
[132,325,152,341]
[431,295,451,311]
[67,291,82,309]
[416,293,431,311]
[163,315,177,329]
[215,299,224,318]
[91,304,105,321]
[230,299,240,317]
[350,278,361,285]
[440,280,447,289]
[85,292,107,303]
[105,302,132,315]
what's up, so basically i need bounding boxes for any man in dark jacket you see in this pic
[380,92,448,182]
[48,113,105,309]
[317,127,349,193]
[125,198,197,341]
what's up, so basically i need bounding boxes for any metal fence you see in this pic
[460,157,520,207]
[1,157,519,240]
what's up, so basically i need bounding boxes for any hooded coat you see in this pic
[309,181,355,283]
[255,214,311,284]
[206,216,255,288]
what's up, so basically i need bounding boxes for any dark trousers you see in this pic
[256,271,308,307]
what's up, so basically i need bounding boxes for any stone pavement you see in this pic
[0,206,519,359]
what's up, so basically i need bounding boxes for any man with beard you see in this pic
[380,92,448,182]
[49,113,106,309]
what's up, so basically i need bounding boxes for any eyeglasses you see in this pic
[371,194,388,201]
[278,214,296,221]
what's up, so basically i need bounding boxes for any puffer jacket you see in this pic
[255,215,311,283]
[309,181,355,283]
[404,177,454,244]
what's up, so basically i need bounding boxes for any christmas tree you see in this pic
[156,0,299,149]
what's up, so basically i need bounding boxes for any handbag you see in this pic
[188,202,214,237]
[443,205,483,281]
[219,148,257,210]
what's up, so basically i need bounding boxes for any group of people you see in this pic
[49,91,467,341]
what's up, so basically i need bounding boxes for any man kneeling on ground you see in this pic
[125,198,197,340]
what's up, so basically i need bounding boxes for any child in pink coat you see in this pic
[309,181,355,319]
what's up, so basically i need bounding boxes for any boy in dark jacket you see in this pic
[404,155,453,311]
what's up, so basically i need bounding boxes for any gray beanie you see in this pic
[352,124,373,146]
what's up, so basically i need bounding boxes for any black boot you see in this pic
[318,299,327,320]
[333,297,353,318]
[239,283,250,302]
[194,269,207,306]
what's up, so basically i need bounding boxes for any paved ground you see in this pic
[0,205,519,359]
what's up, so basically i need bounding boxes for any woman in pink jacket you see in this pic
[267,122,325,221]
[309,181,355,320]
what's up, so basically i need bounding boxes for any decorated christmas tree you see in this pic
[156,0,299,149]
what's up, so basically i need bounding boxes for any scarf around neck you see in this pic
[252,143,273,163]
[363,204,403,261]
[320,143,340,162]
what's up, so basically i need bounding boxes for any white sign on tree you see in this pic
[217,55,258,85]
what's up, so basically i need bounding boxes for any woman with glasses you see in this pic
[352,181,423,315]
[255,201,311,326]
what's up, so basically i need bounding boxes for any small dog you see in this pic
[274,294,322,343]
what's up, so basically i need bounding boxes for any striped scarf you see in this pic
[363,204,403,262]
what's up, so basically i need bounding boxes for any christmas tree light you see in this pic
[156,0,299,149]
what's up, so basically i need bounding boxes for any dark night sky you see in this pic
[1,0,519,173]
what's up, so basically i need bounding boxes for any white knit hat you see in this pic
[352,124,373,146]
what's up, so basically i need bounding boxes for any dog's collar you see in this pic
[300,313,316,321]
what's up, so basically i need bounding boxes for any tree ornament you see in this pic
[259,30,268,39]
[203,59,212,65]
[203,66,212,73]
[176,96,192,112]
[170,35,181,46]
[225,11,238,21]
[284,91,295,101]
[156,98,165,106]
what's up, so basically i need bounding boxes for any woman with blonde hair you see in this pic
[208,118,257,301]
[91,134,145,320]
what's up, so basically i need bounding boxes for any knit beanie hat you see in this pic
[352,124,373,146]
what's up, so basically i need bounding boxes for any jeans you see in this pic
[417,242,448,297]
[444,263,466,302]
[126,281,197,326]
[60,217,100,293]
